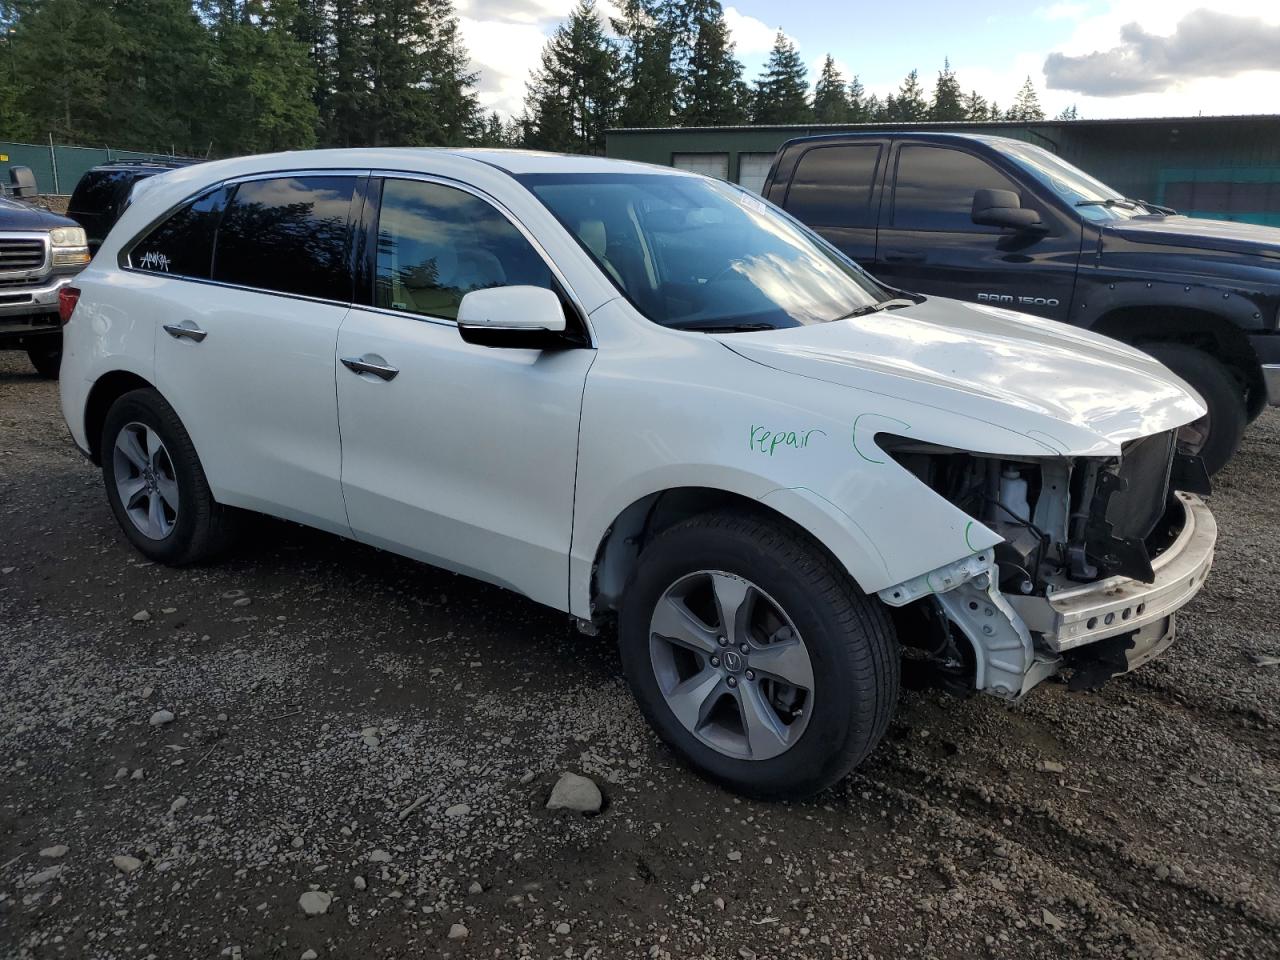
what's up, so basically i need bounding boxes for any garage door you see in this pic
[737,153,775,194]
[672,153,729,180]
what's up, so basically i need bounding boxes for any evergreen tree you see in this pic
[961,89,990,121]
[812,54,850,123]
[929,58,964,121]
[675,0,747,125]
[1007,75,1045,120]
[523,0,620,154]
[202,0,318,153]
[103,0,213,152]
[885,68,926,121]
[7,0,116,145]
[865,93,884,121]
[1055,103,1079,121]
[847,74,871,123]
[611,0,677,127]
[989,100,1003,120]
[751,31,809,124]
[321,0,478,148]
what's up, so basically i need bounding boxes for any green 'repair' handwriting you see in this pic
[750,425,827,456]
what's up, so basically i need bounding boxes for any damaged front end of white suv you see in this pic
[874,432,1215,698]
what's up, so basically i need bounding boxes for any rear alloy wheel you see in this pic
[101,388,239,565]
[112,421,180,541]
[619,510,898,800]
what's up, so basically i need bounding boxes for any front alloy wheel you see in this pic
[649,571,814,761]
[619,510,899,799]
[113,421,180,540]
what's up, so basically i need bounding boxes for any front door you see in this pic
[336,176,594,610]
[873,141,1081,322]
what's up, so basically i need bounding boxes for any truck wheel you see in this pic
[618,510,898,800]
[101,388,240,565]
[1140,342,1245,475]
[27,344,62,380]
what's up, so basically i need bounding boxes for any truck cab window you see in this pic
[892,145,1021,232]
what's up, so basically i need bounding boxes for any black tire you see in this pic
[1140,342,1245,476]
[101,388,239,565]
[618,510,899,800]
[27,343,61,380]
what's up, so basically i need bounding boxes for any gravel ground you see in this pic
[1,350,1278,960]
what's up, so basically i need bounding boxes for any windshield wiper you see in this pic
[1076,197,1175,215]
[1076,197,1139,210]
[668,321,776,333]
[839,297,917,320]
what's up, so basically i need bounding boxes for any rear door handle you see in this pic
[163,321,207,342]
[883,250,927,263]
[341,355,399,381]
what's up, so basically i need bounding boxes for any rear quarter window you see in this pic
[127,185,229,278]
[212,175,356,302]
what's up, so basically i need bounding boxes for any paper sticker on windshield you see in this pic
[738,193,768,215]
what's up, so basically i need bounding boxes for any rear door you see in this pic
[873,140,1080,321]
[774,140,887,267]
[150,171,361,535]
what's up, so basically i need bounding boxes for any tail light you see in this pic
[58,286,80,326]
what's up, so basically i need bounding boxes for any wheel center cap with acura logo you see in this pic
[721,650,745,673]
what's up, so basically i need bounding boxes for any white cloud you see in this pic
[458,0,621,119]
[1039,1,1280,116]
[723,7,788,56]
[1039,2,1089,20]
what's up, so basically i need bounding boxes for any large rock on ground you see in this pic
[545,772,602,813]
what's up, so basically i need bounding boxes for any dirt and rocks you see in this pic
[1,351,1278,959]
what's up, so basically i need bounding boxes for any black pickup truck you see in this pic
[763,132,1280,473]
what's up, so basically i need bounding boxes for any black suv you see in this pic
[764,132,1280,473]
[67,158,201,255]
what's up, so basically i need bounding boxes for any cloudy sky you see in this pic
[456,0,1280,121]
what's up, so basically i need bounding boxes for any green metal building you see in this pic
[605,114,1280,225]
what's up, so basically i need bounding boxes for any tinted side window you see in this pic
[214,176,355,301]
[786,145,882,227]
[892,145,1020,231]
[69,170,135,216]
[129,186,229,278]
[374,178,555,321]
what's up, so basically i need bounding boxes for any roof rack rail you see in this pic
[102,157,202,168]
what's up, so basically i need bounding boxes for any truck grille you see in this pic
[1106,431,1176,541]
[0,237,46,272]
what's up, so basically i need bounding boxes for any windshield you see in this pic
[518,172,886,330]
[989,139,1154,222]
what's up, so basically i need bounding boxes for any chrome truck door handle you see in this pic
[341,355,399,381]
[163,321,207,342]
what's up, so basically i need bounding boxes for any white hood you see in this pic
[718,298,1205,457]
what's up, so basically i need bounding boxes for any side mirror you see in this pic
[456,285,567,349]
[971,188,1044,232]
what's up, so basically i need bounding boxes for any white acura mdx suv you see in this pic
[59,149,1217,798]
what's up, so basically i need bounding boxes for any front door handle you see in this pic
[341,355,399,381]
[163,321,207,342]
[883,250,927,264]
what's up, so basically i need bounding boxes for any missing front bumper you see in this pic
[1007,493,1215,653]
[879,492,1215,699]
